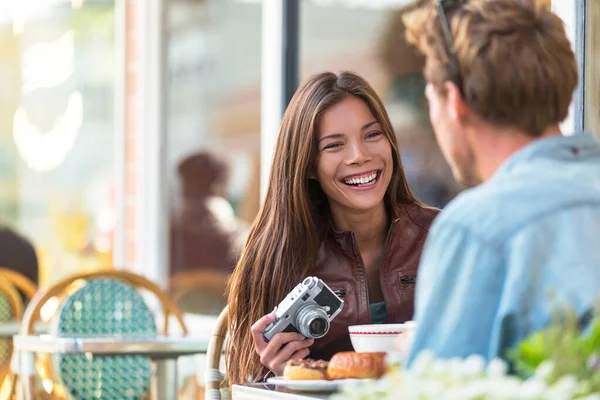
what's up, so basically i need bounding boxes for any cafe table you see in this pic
[0,322,47,338]
[12,334,209,400]
[232,383,332,400]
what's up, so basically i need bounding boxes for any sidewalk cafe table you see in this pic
[233,383,331,400]
[12,335,209,400]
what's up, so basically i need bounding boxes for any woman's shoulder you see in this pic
[395,202,440,232]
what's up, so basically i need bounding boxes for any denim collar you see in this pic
[492,132,600,181]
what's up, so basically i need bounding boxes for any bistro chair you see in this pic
[0,278,24,380]
[0,268,38,394]
[169,271,230,316]
[0,269,38,303]
[205,305,229,400]
[17,270,187,400]
[0,277,25,400]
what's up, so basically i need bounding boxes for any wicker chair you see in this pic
[205,305,229,400]
[0,278,24,380]
[0,269,37,302]
[169,271,230,316]
[0,269,39,400]
[16,270,187,400]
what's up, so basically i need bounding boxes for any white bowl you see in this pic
[348,323,414,353]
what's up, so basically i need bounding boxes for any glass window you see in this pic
[585,0,600,138]
[166,0,261,279]
[0,1,115,286]
[300,0,460,208]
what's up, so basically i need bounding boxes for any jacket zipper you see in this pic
[378,221,396,323]
[350,232,372,322]
[351,221,395,324]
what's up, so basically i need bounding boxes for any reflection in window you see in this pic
[585,1,600,138]
[0,1,115,285]
[13,91,83,172]
[166,0,261,282]
[301,1,460,208]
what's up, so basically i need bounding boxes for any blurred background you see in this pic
[0,0,596,289]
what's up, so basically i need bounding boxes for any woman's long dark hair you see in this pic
[226,71,417,384]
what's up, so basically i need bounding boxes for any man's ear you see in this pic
[444,81,469,122]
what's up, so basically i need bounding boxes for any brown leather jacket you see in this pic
[308,203,439,360]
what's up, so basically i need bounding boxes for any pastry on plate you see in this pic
[327,351,386,379]
[283,359,329,380]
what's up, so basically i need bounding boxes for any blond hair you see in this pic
[404,0,578,136]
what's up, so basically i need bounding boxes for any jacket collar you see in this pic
[493,133,600,181]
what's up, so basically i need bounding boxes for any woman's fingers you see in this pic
[251,315,315,375]
[269,338,314,368]
[250,314,276,353]
[289,347,311,362]
[259,332,306,364]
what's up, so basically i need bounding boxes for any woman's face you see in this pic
[314,95,393,215]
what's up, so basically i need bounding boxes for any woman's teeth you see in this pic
[344,172,378,186]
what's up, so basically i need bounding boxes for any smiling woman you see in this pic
[226,71,439,385]
[315,96,393,219]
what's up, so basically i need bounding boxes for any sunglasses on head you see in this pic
[435,0,465,97]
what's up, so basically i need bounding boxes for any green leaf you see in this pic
[508,331,551,377]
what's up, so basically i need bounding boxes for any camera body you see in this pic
[263,276,344,341]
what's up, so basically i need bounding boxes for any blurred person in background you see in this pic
[403,0,600,364]
[170,151,246,276]
[378,5,461,208]
[0,224,38,285]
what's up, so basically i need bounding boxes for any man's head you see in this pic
[404,0,578,187]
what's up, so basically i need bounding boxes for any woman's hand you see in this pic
[251,314,314,376]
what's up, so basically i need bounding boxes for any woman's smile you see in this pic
[340,169,383,190]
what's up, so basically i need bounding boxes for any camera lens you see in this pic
[296,304,330,339]
[308,318,328,337]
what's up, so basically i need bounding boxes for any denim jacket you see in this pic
[409,133,600,365]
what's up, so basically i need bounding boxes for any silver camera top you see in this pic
[262,276,344,341]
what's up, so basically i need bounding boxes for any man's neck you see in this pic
[472,123,562,183]
[330,202,389,253]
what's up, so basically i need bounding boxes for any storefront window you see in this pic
[300,0,460,208]
[0,1,116,286]
[585,0,600,138]
[166,0,261,278]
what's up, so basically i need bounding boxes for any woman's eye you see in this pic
[366,131,383,139]
[323,143,342,150]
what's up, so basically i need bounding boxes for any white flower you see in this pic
[486,358,509,379]
[520,378,547,399]
[411,350,435,376]
[335,352,596,400]
[577,395,600,400]
[534,360,555,381]
[547,375,579,400]
[460,354,486,379]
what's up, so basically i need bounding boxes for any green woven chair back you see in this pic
[53,279,157,400]
[0,292,14,368]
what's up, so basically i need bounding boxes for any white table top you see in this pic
[0,322,48,338]
[232,384,330,400]
[0,313,216,339]
[13,335,209,359]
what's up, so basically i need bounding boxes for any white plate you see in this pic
[266,376,372,392]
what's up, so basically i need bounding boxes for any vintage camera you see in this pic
[263,276,344,341]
